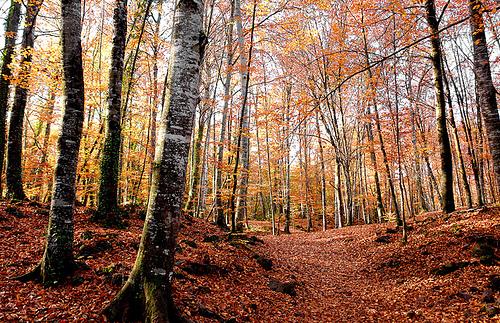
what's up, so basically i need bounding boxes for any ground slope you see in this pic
[256,207,500,321]
[0,202,498,321]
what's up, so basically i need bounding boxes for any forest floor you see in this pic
[0,202,499,322]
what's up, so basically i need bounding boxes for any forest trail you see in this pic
[255,209,500,321]
[258,225,400,321]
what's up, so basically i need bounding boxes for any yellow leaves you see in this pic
[256,0,272,17]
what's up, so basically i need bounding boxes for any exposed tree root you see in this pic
[103,276,184,322]
[13,263,41,282]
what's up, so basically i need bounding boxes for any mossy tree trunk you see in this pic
[103,0,205,320]
[469,0,500,195]
[6,0,43,200]
[0,0,21,196]
[425,0,455,213]
[95,0,127,225]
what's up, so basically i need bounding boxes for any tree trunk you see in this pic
[284,87,291,234]
[301,122,313,231]
[95,0,127,225]
[103,0,204,320]
[335,157,344,228]
[361,20,385,222]
[229,0,256,231]
[39,92,56,202]
[214,5,234,228]
[0,0,21,196]
[6,0,42,200]
[442,60,473,208]
[425,0,455,213]
[411,107,428,212]
[185,108,207,215]
[373,88,401,224]
[469,0,500,194]
[254,108,266,217]
[265,114,276,235]
[315,112,327,231]
[17,0,85,284]
[234,0,257,228]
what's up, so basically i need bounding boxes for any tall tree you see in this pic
[18,0,85,283]
[103,0,205,319]
[424,0,455,213]
[0,0,21,195]
[233,0,257,228]
[229,0,257,231]
[315,111,327,231]
[6,0,43,200]
[361,16,385,223]
[469,0,500,193]
[214,4,234,228]
[94,0,128,225]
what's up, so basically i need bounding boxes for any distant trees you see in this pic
[0,0,499,237]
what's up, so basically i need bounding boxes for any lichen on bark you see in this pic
[103,0,205,320]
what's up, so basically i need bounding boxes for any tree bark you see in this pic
[469,0,500,194]
[6,0,42,200]
[234,0,257,228]
[284,86,291,234]
[38,92,56,202]
[17,0,85,284]
[229,0,256,231]
[361,19,385,223]
[0,0,21,195]
[373,86,401,224]
[103,0,204,320]
[425,0,455,213]
[315,112,327,231]
[442,60,473,208]
[95,0,127,225]
[214,4,234,228]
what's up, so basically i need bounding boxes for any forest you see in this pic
[0,0,499,321]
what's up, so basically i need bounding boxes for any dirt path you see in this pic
[257,225,399,321]
[256,213,499,322]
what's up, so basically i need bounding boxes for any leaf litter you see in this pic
[0,202,498,321]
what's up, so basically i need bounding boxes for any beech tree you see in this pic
[102,0,205,319]
[5,0,43,200]
[19,0,85,283]
[0,0,21,195]
[94,0,128,225]
[214,3,234,229]
[469,0,500,193]
[424,0,455,213]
